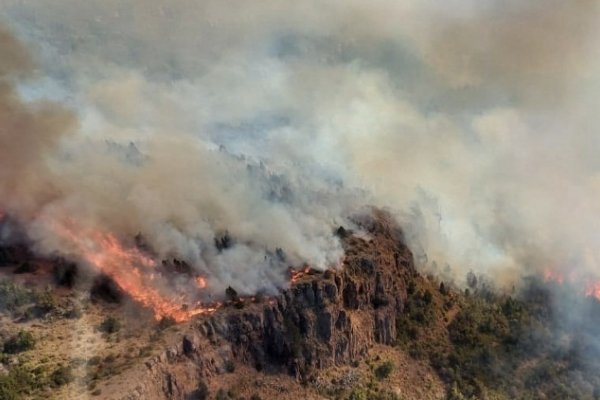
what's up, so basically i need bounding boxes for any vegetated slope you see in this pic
[0,210,599,400]
[396,267,600,400]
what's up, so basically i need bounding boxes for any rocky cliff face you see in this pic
[115,210,416,400]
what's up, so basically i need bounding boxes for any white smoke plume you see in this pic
[0,0,599,296]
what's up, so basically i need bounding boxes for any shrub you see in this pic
[3,330,35,354]
[372,294,390,308]
[348,388,369,400]
[157,316,176,331]
[215,388,231,400]
[14,261,36,274]
[65,305,83,319]
[99,316,121,333]
[375,361,394,380]
[87,356,102,366]
[52,260,78,287]
[225,286,239,302]
[439,282,449,295]
[0,365,38,396]
[0,280,37,313]
[224,359,235,373]
[35,290,57,314]
[0,374,18,400]
[188,381,209,400]
[51,365,74,387]
[422,290,433,305]
[254,292,265,303]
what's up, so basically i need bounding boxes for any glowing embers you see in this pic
[49,219,219,322]
[194,275,207,289]
[289,265,314,284]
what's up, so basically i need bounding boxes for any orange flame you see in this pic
[585,282,600,300]
[195,276,207,289]
[543,269,565,284]
[544,269,600,302]
[290,265,312,284]
[49,219,219,322]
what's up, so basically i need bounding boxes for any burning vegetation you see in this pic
[544,269,600,302]
[0,211,331,324]
[0,1,598,399]
[46,218,219,322]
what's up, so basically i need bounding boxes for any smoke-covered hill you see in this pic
[1,211,599,399]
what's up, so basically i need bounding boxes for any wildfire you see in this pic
[194,276,207,289]
[543,270,565,284]
[543,269,600,302]
[290,265,313,284]
[585,282,600,299]
[49,219,219,322]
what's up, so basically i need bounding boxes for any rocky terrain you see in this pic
[107,209,425,400]
[0,210,446,400]
[2,210,600,400]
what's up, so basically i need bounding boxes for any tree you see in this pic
[225,286,239,302]
[375,361,394,380]
[99,316,121,333]
[466,271,478,289]
[3,330,35,354]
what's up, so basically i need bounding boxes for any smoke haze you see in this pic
[0,0,599,295]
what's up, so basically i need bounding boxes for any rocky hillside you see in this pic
[2,210,599,400]
[102,209,431,400]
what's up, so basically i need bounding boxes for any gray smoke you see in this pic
[0,1,599,295]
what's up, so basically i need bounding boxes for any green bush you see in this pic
[35,290,57,314]
[0,280,37,313]
[51,365,74,387]
[3,330,35,354]
[375,361,394,380]
[0,374,18,400]
[0,365,41,397]
[99,316,121,333]
[348,388,368,400]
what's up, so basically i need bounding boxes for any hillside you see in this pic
[0,211,599,400]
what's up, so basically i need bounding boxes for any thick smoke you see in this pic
[0,26,75,221]
[0,1,599,296]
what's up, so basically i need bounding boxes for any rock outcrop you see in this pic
[115,210,416,400]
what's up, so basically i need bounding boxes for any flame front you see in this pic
[290,265,312,284]
[544,269,600,302]
[50,219,218,322]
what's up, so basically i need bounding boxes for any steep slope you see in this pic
[95,209,442,400]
